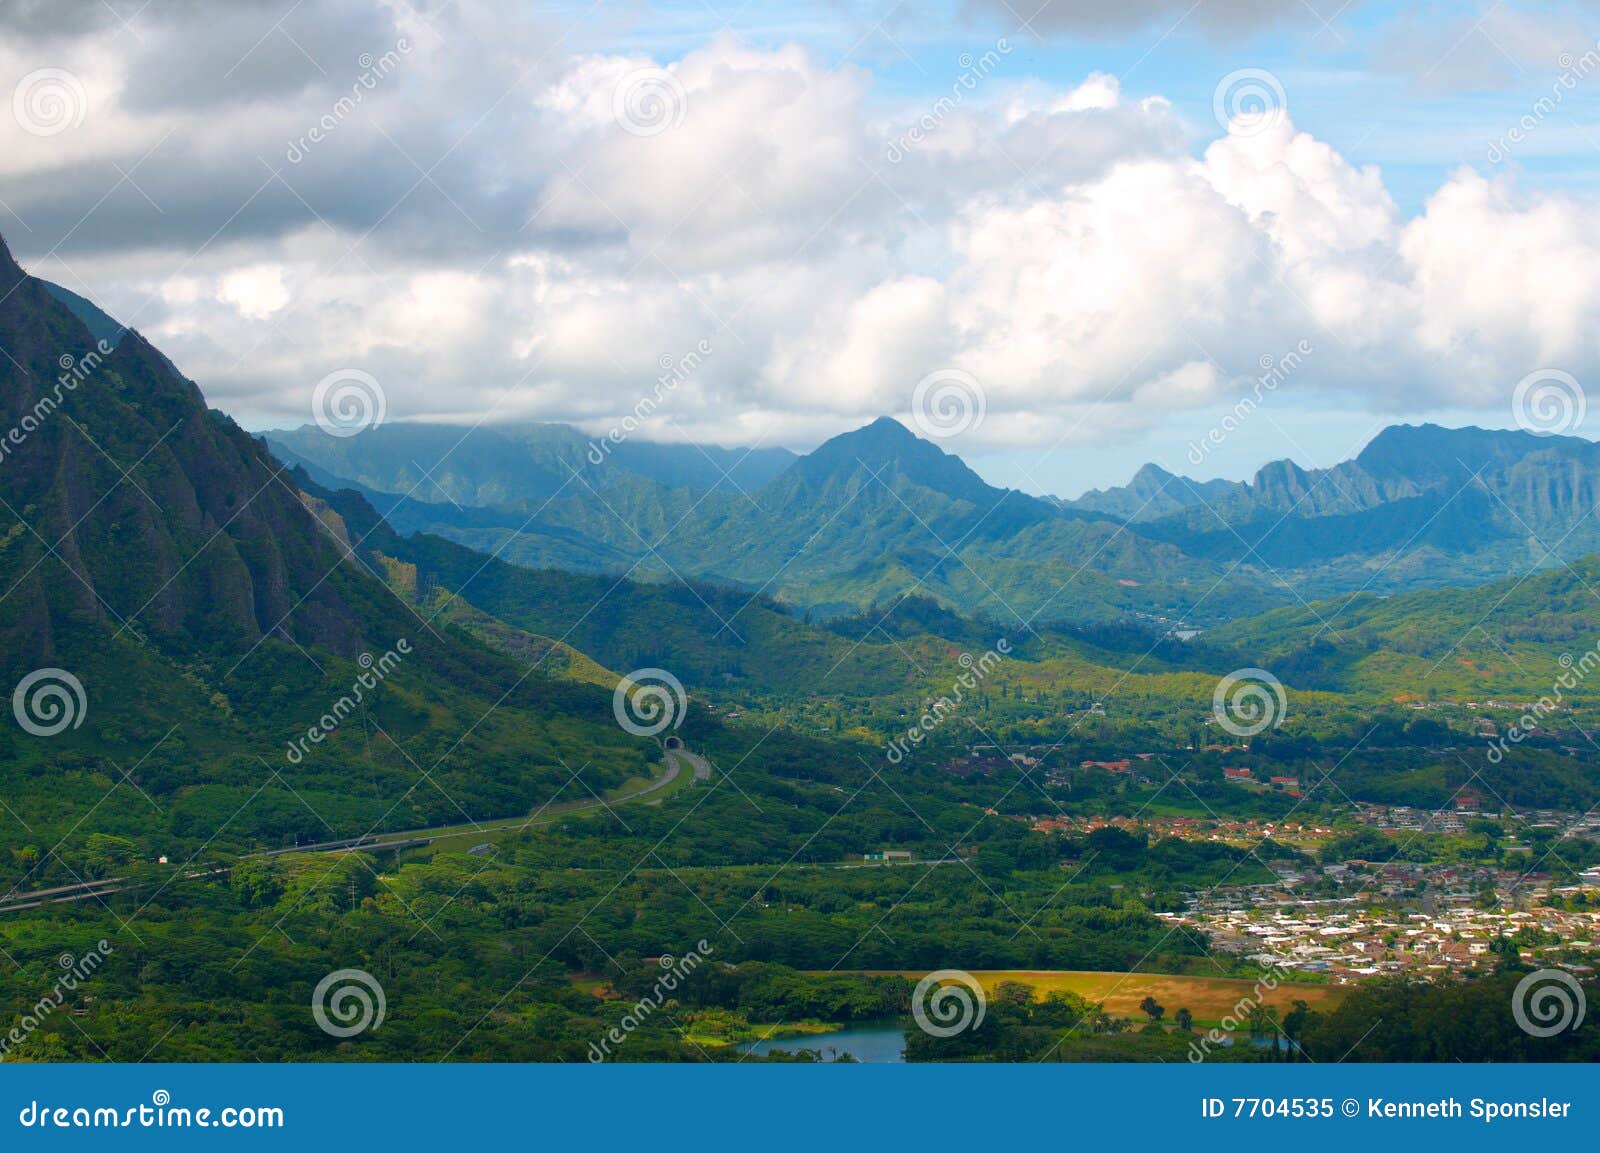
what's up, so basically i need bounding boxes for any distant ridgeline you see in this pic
[270,412,1600,626]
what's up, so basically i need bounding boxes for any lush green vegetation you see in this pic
[6,243,1600,1066]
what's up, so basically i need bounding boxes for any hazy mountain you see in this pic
[266,420,797,505]
[1058,423,1600,596]
[282,412,1270,626]
[0,232,660,852]
[1063,463,1241,521]
[40,280,128,349]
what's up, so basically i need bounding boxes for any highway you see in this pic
[0,745,710,915]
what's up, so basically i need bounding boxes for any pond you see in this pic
[739,1021,907,1063]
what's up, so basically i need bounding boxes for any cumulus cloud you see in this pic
[4,0,1600,454]
[960,0,1350,38]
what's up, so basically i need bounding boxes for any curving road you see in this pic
[0,745,711,915]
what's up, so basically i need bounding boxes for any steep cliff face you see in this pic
[0,232,375,667]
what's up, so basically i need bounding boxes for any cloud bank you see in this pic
[2,1,1595,453]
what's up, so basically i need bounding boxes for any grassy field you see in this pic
[833,970,1349,1023]
[380,751,700,859]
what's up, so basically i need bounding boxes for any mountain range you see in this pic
[270,412,1600,628]
[1063,422,1600,595]
[5,225,1598,865]
[269,416,1270,627]
[0,233,658,854]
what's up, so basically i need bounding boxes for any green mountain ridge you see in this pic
[0,233,662,875]
[274,415,1271,626]
[272,402,1600,627]
[1064,423,1600,595]
[1212,554,1600,699]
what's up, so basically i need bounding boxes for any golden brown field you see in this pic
[832,970,1350,1022]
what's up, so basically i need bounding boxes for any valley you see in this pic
[1,233,1599,1065]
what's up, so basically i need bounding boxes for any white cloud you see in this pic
[1399,168,1600,387]
[10,8,1600,457]
[218,264,291,320]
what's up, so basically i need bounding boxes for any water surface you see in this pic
[740,1021,906,1063]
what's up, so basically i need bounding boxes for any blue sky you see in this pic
[7,0,1600,497]
[594,0,1600,213]
[599,0,1600,494]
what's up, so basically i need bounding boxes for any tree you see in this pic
[1248,1004,1281,1059]
[1139,995,1165,1022]
[1174,1007,1194,1032]
[994,981,1035,1009]
[1281,999,1311,1062]
[82,833,137,878]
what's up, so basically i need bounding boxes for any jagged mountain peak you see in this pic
[785,416,999,503]
[0,231,23,290]
[0,229,384,663]
[1355,422,1594,477]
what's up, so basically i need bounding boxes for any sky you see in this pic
[4,0,1600,496]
